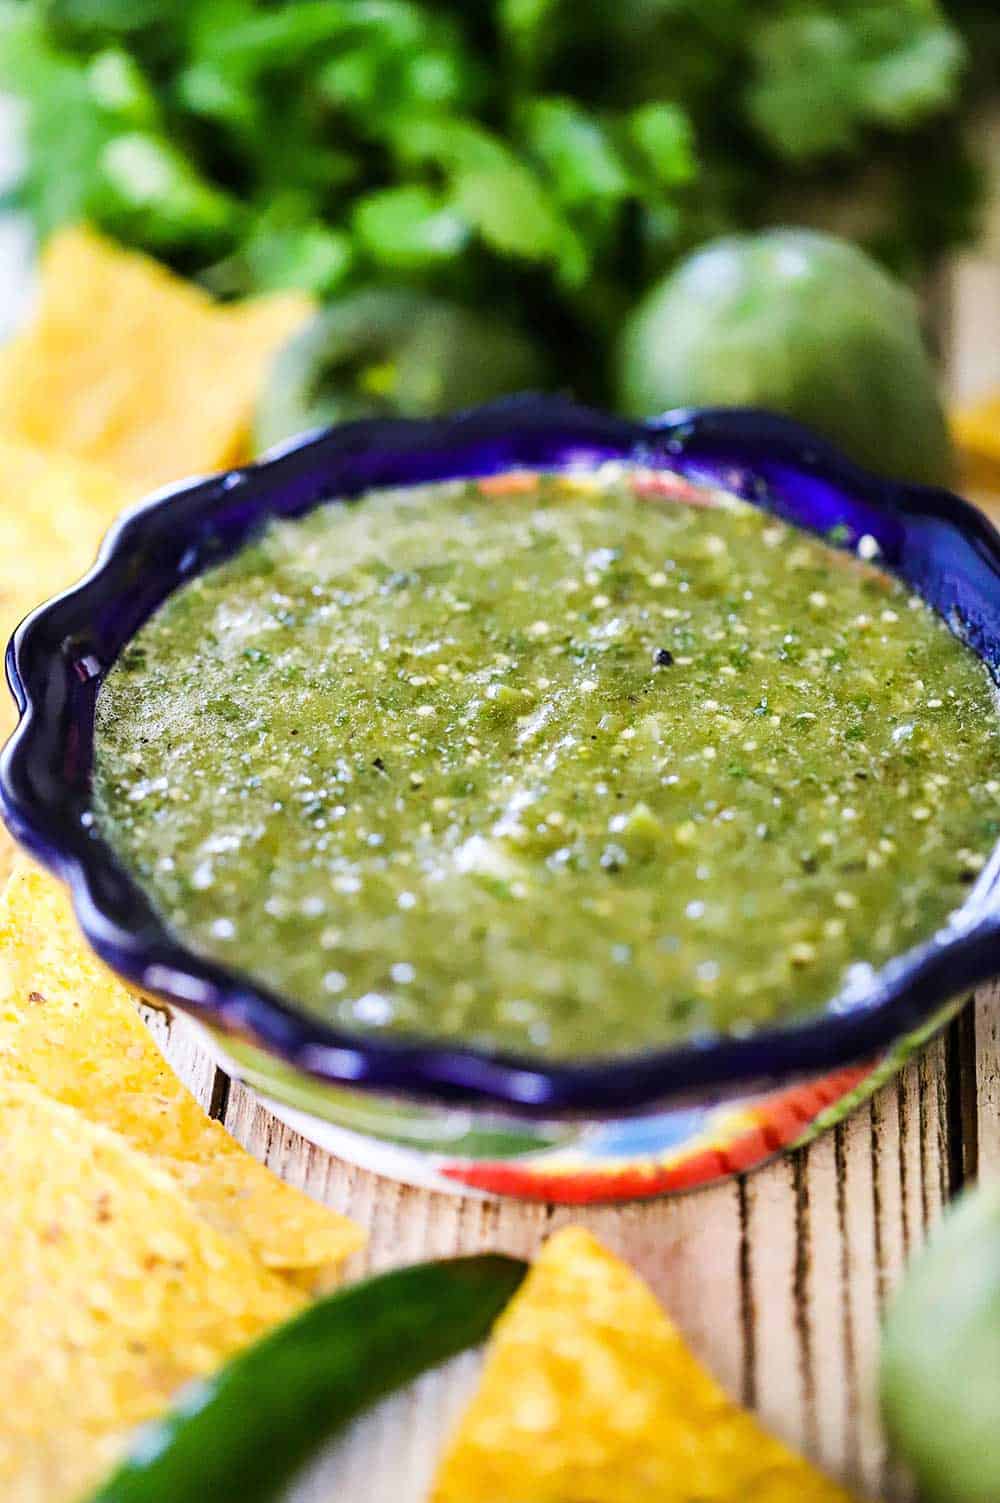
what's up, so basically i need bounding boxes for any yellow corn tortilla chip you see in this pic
[0,437,124,877]
[0,859,364,1287]
[951,394,1000,498]
[430,1226,856,1503]
[0,436,121,605]
[952,393,1000,464]
[0,1077,304,1503]
[0,225,312,496]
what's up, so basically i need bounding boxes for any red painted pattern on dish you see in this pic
[441,1063,875,1203]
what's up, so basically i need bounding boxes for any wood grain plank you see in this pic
[801,1130,850,1475]
[974,981,1000,1182]
[837,1108,886,1500]
[136,1001,224,1115]
[741,1154,808,1457]
[920,1035,951,1228]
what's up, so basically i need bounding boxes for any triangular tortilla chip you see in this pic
[0,225,312,496]
[0,436,122,716]
[0,860,364,1287]
[431,1226,856,1503]
[0,1078,303,1503]
[0,436,124,876]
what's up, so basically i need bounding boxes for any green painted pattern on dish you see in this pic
[221,1033,560,1157]
[93,472,1000,1059]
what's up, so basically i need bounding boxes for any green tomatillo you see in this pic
[617,228,953,486]
[254,288,548,452]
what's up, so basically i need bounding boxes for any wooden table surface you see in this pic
[132,229,1000,1503]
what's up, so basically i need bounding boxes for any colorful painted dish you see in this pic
[3,398,1000,1201]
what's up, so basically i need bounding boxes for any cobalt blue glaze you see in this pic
[3,395,1000,1114]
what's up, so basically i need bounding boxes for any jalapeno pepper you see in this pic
[86,1254,526,1503]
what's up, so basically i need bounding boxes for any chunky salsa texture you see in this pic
[93,471,999,1059]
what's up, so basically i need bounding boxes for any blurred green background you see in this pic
[1,0,997,462]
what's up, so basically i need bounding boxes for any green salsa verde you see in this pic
[93,470,1000,1059]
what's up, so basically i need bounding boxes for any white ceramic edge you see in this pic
[168,1008,487,1197]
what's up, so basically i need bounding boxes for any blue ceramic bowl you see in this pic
[3,397,999,1198]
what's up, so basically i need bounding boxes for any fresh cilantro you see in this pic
[0,0,981,399]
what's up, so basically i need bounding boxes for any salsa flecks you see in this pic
[92,471,999,1059]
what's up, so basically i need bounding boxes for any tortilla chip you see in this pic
[952,394,1000,462]
[0,436,123,698]
[430,1226,855,1503]
[0,860,364,1287]
[0,1077,304,1503]
[951,393,1000,496]
[0,436,124,876]
[0,225,312,496]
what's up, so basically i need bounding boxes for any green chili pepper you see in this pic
[86,1254,526,1503]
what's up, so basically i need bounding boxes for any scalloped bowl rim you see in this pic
[3,395,1000,1115]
